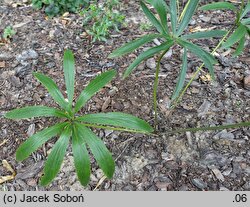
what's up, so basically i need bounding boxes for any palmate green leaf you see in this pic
[63,49,75,105]
[240,2,250,19]
[177,38,216,80]
[172,48,187,101]
[222,24,247,49]
[34,72,68,110]
[75,70,116,113]
[123,40,174,78]
[182,30,226,39]
[199,2,237,11]
[5,106,67,119]
[76,112,154,133]
[40,125,71,186]
[108,34,162,58]
[170,0,177,34]
[16,122,68,161]
[146,0,169,34]
[76,123,115,179]
[72,125,91,186]
[232,35,245,57]
[140,1,165,34]
[177,0,200,36]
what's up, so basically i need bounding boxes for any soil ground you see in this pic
[0,0,250,191]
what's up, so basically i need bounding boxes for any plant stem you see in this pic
[80,123,153,134]
[166,121,250,134]
[153,50,169,129]
[170,27,233,109]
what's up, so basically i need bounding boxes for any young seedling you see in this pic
[80,0,125,42]
[5,50,153,186]
[109,0,226,127]
[3,26,16,40]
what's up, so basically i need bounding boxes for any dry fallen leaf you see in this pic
[0,139,7,147]
[0,160,16,184]
[0,61,6,68]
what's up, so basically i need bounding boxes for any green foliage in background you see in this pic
[80,0,125,42]
[3,26,16,40]
[5,50,153,186]
[32,0,89,17]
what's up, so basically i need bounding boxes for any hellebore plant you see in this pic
[109,0,227,126]
[200,0,250,57]
[5,50,153,186]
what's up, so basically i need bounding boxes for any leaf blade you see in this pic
[171,48,188,101]
[123,40,174,78]
[146,0,169,34]
[108,34,161,58]
[34,72,68,110]
[140,1,164,34]
[76,112,154,133]
[75,70,116,113]
[177,38,216,80]
[72,125,91,186]
[199,2,237,11]
[240,3,250,19]
[232,35,245,57]
[16,122,68,161]
[63,50,75,105]
[177,0,200,36]
[5,106,67,119]
[170,0,177,34]
[40,126,71,186]
[222,24,247,49]
[182,30,226,39]
[76,123,115,179]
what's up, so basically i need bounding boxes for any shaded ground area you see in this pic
[0,0,249,191]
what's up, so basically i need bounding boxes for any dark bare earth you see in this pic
[0,0,250,191]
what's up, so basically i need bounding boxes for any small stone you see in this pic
[220,132,235,140]
[232,162,242,174]
[26,178,37,186]
[200,16,211,22]
[220,186,230,191]
[146,58,156,69]
[244,75,250,90]
[0,52,12,61]
[95,169,104,179]
[191,87,200,94]
[9,76,23,87]
[191,178,207,190]
[243,181,250,190]
[108,87,118,96]
[131,157,148,171]
[222,167,232,176]
[16,49,38,62]
[197,100,211,117]
[190,19,196,25]
[27,124,35,137]
[163,49,173,59]
[163,63,171,71]
[137,62,145,71]
[211,167,225,182]
[161,152,174,161]
[155,182,171,190]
